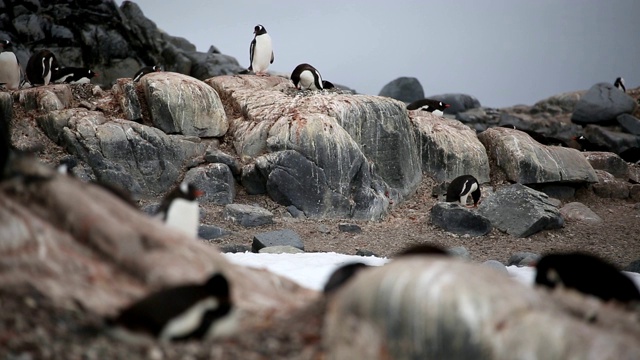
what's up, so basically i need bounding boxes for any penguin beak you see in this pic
[444,104,451,108]
[194,189,204,197]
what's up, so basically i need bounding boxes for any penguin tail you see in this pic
[238,69,251,75]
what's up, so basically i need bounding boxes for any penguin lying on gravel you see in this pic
[407,99,451,116]
[107,273,235,342]
[446,175,481,208]
[535,252,640,304]
[133,65,161,82]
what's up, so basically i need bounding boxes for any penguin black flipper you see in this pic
[248,38,256,72]
[323,263,369,294]
[322,80,335,89]
[535,252,640,304]
[614,77,626,93]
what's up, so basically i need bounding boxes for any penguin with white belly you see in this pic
[248,24,273,76]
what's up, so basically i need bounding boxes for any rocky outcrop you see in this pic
[583,124,640,154]
[324,257,640,359]
[572,83,637,125]
[479,127,598,184]
[477,184,564,237]
[0,0,243,89]
[0,162,314,321]
[581,152,629,179]
[378,77,424,103]
[208,75,421,219]
[410,113,490,183]
[37,108,208,196]
[184,163,236,205]
[592,170,630,199]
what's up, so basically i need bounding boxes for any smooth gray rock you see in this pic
[142,72,228,137]
[184,163,236,205]
[508,252,541,266]
[571,83,637,125]
[37,109,207,196]
[448,246,470,259]
[378,77,424,103]
[338,223,362,233]
[583,124,640,154]
[219,244,251,253]
[224,204,274,227]
[479,127,598,184]
[426,93,481,115]
[252,229,304,252]
[198,224,231,240]
[286,205,305,219]
[259,245,304,254]
[559,202,603,225]
[430,202,492,237]
[477,184,564,237]
[240,163,267,195]
[592,170,630,199]
[482,260,509,276]
[204,147,242,176]
[532,90,585,114]
[617,113,640,136]
[411,115,490,183]
[581,152,629,178]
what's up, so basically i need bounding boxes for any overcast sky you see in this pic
[115,0,640,108]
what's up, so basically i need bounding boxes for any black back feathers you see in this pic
[406,99,451,112]
[323,263,369,294]
[291,63,323,90]
[535,252,640,304]
[133,65,161,82]
[52,67,98,84]
[108,273,232,341]
[614,77,626,92]
[26,49,59,86]
[446,175,481,206]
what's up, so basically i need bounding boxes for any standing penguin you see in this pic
[0,40,22,90]
[248,24,273,76]
[614,77,626,93]
[446,175,481,207]
[406,99,451,116]
[156,181,204,238]
[133,65,162,82]
[107,273,235,342]
[535,252,640,304]
[291,63,324,90]
[52,67,98,84]
[25,49,59,86]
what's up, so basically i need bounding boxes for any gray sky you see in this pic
[116,0,640,108]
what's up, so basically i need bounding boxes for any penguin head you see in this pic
[205,273,231,298]
[179,181,204,200]
[0,39,10,50]
[152,65,162,72]
[87,69,98,78]
[254,24,267,36]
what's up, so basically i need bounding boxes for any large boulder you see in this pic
[617,113,640,136]
[141,72,228,137]
[208,75,422,219]
[426,93,481,115]
[477,183,564,237]
[478,127,598,184]
[571,83,637,125]
[324,257,640,359]
[531,90,585,114]
[410,114,490,183]
[430,202,492,236]
[378,77,424,103]
[583,125,640,154]
[183,163,236,205]
[37,109,208,196]
[581,152,629,179]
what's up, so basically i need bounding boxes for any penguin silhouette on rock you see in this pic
[446,175,481,208]
[248,24,273,76]
[26,49,59,86]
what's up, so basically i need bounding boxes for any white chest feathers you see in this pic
[298,69,322,90]
[252,34,273,73]
[165,198,199,238]
[0,52,21,90]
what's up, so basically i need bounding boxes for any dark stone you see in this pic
[477,184,564,237]
[204,147,242,176]
[240,163,267,195]
[198,225,231,240]
[508,252,541,266]
[378,77,424,103]
[624,260,640,274]
[447,246,470,259]
[535,184,576,200]
[219,244,251,253]
[617,113,640,136]
[252,229,304,253]
[356,249,379,257]
[571,83,637,125]
[582,152,629,179]
[223,204,273,228]
[286,205,305,219]
[184,163,236,205]
[592,170,630,199]
[583,125,640,154]
[430,202,492,237]
[338,223,362,233]
[426,93,481,115]
[630,185,640,202]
